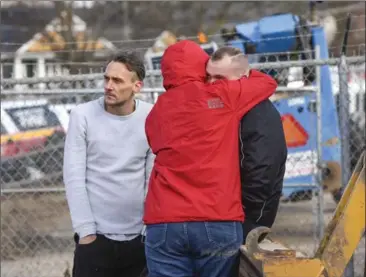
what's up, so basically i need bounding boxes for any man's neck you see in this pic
[105,99,136,116]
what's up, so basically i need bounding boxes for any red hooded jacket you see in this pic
[143,40,277,224]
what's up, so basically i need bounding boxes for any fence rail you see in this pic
[1,56,365,85]
[1,56,365,277]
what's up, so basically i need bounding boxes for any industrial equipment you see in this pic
[239,150,365,277]
[219,7,363,202]
[142,4,365,203]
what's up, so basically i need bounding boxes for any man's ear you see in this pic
[133,80,143,94]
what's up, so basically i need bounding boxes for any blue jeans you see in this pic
[145,222,243,277]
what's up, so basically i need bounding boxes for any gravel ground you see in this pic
[1,193,364,277]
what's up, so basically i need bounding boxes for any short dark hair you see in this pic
[109,51,146,81]
[211,46,242,61]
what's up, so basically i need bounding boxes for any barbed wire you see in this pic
[0,14,364,49]
[0,49,316,65]
[1,28,365,56]
[1,44,364,67]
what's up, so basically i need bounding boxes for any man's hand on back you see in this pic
[79,234,97,245]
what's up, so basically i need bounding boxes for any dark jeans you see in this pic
[72,233,147,277]
[145,222,243,277]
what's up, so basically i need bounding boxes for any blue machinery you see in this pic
[221,12,343,202]
[143,6,355,202]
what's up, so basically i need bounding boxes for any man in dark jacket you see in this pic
[207,47,288,243]
[239,99,287,242]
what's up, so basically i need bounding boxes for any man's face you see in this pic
[206,55,237,83]
[206,54,249,83]
[104,61,142,106]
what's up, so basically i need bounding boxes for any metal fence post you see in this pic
[339,14,355,277]
[338,54,355,277]
[314,45,325,246]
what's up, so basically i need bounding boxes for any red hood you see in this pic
[161,40,210,90]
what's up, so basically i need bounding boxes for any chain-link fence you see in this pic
[1,55,365,277]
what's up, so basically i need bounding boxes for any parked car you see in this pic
[1,99,69,186]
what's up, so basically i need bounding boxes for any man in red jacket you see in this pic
[143,40,277,277]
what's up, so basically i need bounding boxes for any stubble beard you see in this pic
[104,93,135,113]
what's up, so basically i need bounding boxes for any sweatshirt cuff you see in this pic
[76,223,97,239]
[141,225,146,237]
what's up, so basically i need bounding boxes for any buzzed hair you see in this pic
[211,46,242,61]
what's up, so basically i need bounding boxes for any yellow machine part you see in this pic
[240,151,365,277]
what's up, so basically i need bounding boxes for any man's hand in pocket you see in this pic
[79,234,97,245]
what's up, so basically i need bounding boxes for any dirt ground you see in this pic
[1,192,365,277]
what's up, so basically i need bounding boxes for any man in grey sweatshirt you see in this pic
[63,51,154,277]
